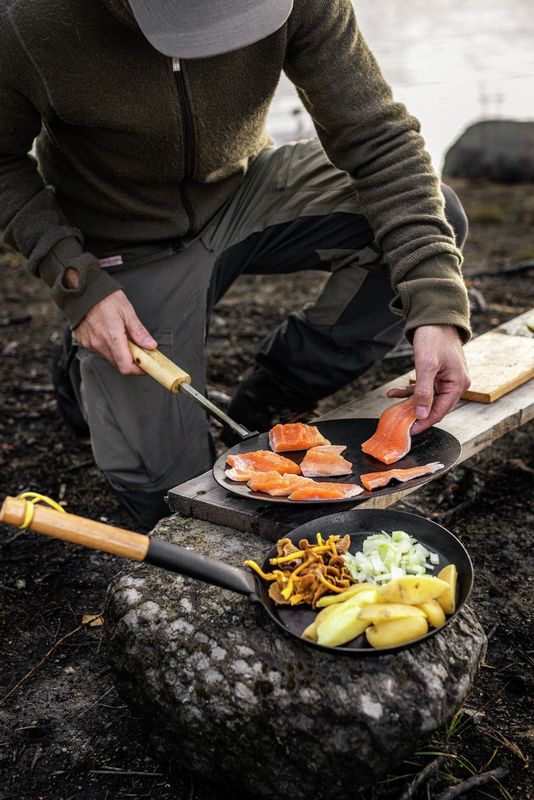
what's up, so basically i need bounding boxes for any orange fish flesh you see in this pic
[360,462,445,491]
[247,472,315,496]
[289,482,364,501]
[269,422,330,453]
[361,397,417,464]
[225,451,301,482]
[300,445,352,477]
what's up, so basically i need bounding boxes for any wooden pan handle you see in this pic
[128,341,191,393]
[0,497,149,561]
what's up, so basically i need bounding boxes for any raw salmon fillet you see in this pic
[360,462,445,491]
[300,445,352,477]
[361,397,417,464]
[247,472,314,496]
[289,481,364,501]
[225,451,301,482]
[269,422,330,453]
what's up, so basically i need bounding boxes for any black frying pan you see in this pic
[125,344,462,505]
[213,418,462,504]
[1,498,473,656]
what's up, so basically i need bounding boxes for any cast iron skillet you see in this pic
[124,345,462,505]
[1,498,473,656]
[213,419,462,504]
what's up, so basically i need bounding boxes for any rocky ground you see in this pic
[0,178,533,800]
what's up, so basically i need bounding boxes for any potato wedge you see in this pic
[315,582,376,608]
[379,575,449,605]
[436,564,458,614]
[365,616,429,648]
[358,603,426,623]
[417,599,446,628]
[302,603,340,641]
[315,589,377,647]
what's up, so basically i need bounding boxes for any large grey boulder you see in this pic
[443,119,534,182]
[106,516,486,799]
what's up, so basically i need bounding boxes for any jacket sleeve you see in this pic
[284,0,470,342]
[0,79,120,328]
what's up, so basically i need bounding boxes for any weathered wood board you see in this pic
[409,329,534,403]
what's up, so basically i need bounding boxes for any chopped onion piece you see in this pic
[343,530,439,584]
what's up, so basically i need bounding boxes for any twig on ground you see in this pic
[468,260,534,278]
[432,498,475,521]
[30,745,43,773]
[70,686,114,722]
[90,769,164,777]
[0,582,18,594]
[63,459,95,473]
[399,755,447,799]
[434,767,508,800]
[0,624,83,706]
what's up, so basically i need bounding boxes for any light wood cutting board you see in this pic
[409,330,534,403]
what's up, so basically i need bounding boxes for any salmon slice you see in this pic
[247,472,314,496]
[361,397,417,464]
[300,445,352,477]
[269,422,330,453]
[360,462,445,491]
[225,451,301,482]
[289,481,364,501]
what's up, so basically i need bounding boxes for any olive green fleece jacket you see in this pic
[0,0,470,339]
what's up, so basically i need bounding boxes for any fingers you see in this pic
[411,389,457,435]
[74,291,156,376]
[126,315,157,350]
[386,385,414,399]
[412,358,438,422]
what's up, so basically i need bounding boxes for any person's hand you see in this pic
[387,324,470,435]
[73,289,157,375]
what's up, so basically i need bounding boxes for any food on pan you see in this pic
[244,533,354,608]
[436,563,458,614]
[417,599,446,628]
[245,530,459,649]
[307,588,380,647]
[342,529,440,584]
[360,461,444,491]
[361,397,417,464]
[379,575,449,605]
[300,445,353,477]
[365,616,429,648]
[288,482,364,501]
[269,422,331,453]
[225,450,301,482]
[247,471,314,496]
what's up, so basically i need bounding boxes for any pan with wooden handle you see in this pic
[0,497,473,655]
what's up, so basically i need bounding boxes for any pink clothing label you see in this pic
[99,255,123,267]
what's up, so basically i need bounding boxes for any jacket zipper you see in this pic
[172,57,196,233]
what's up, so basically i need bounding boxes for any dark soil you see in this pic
[1,179,533,800]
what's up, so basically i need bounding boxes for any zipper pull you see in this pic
[172,57,181,72]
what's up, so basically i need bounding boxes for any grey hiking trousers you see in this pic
[75,139,467,496]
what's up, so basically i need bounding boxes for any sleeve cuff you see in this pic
[389,254,471,344]
[37,237,121,328]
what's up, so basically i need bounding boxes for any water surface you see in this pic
[268,0,534,172]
